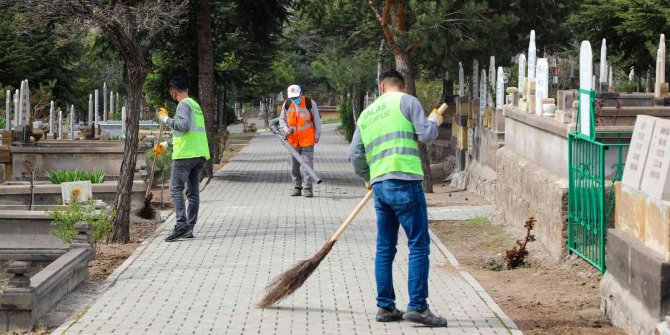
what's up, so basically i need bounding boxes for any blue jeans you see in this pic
[372,179,430,312]
[170,157,206,231]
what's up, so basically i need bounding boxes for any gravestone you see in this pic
[488,56,495,106]
[527,30,536,99]
[61,181,93,205]
[496,67,504,110]
[70,105,75,140]
[518,54,526,97]
[473,59,479,99]
[622,115,657,189]
[458,62,465,97]
[58,109,63,140]
[94,89,99,124]
[600,39,607,92]
[5,90,11,131]
[641,118,670,200]
[467,128,474,156]
[655,34,666,98]
[13,89,19,128]
[103,82,107,122]
[88,94,93,126]
[579,41,594,138]
[535,58,549,116]
[479,69,487,128]
[49,101,54,137]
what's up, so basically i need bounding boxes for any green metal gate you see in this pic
[568,88,631,273]
[567,131,629,273]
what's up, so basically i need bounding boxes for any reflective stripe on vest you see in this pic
[172,98,211,160]
[287,96,316,147]
[358,92,422,180]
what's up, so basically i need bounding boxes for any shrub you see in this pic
[338,99,355,142]
[45,169,106,184]
[49,193,113,250]
[0,117,6,130]
[145,146,172,182]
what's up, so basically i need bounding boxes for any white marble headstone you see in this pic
[70,105,75,140]
[600,39,607,87]
[49,101,55,135]
[94,89,99,124]
[496,67,504,109]
[622,115,657,189]
[518,54,526,96]
[5,90,11,131]
[579,41,594,138]
[13,90,18,128]
[103,82,107,122]
[473,60,479,99]
[641,118,670,200]
[488,56,496,106]
[458,62,465,96]
[88,94,93,125]
[480,69,487,126]
[535,58,549,116]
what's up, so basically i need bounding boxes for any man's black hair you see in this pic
[169,76,190,92]
[379,69,405,86]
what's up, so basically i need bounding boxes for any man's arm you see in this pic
[347,127,370,181]
[167,101,191,132]
[400,95,439,144]
[311,99,321,140]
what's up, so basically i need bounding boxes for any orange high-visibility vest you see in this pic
[286,96,315,147]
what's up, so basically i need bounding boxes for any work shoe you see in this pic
[303,188,313,198]
[291,187,302,196]
[375,307,404,322]
[184,228,194,239]
[403,308,448,327]
[165,228,187,242]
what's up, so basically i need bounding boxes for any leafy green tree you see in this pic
[567,0,670,90]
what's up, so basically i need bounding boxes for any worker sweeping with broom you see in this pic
[153,76,210,242]
[346,69,448,327]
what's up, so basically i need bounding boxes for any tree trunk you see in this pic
[352,84,362,123]
[197,0,217,172]
[111,63,146,243]
[394,50,433,193]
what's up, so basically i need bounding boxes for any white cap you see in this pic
[287,84,301,98]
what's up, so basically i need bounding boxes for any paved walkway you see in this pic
[59,125,519,334]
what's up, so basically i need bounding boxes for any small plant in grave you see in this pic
[0,117,6,130]
[45,169,106,184]
[49,191,113,253]
[504,217,536,269]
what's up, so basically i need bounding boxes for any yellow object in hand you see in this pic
[158,108,168,117]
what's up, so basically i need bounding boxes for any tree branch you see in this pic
[368,0,395,52]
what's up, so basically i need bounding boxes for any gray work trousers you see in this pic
[291,145,315,189]
[170,157,206,231]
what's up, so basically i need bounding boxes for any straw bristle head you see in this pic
[257,240,335,308]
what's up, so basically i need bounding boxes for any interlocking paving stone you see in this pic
[61,125,518,334]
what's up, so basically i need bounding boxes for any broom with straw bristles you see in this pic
[257,189,374,308]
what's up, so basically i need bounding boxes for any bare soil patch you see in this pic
[430,218,624,335]
[88,221,160,282]
[425,182,489,207]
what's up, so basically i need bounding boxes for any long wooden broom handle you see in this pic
[329,190,374,243]
[145,120,165,199]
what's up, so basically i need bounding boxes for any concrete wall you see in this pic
[494,147,568,260]
[11,141,149,181]
[504,108,570,178]
[0,181,146,207]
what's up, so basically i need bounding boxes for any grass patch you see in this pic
[321,118,341,125]
[470,216,489,226]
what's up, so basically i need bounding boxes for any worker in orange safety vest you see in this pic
[278,84,321,198]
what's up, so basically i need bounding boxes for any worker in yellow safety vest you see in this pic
[154,76,210,242]
[347,69,448,327]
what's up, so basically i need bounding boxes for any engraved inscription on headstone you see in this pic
[641,118,670,200]
[467,128,474,156]
[622,115,657,189]
[535,58,549,116]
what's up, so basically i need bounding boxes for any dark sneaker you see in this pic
[184,229,194,239]
[291,188,302,196]
[303,188,313,198]
[165,228,187,242]
[403,308,448,327]
[375,307,404,322]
